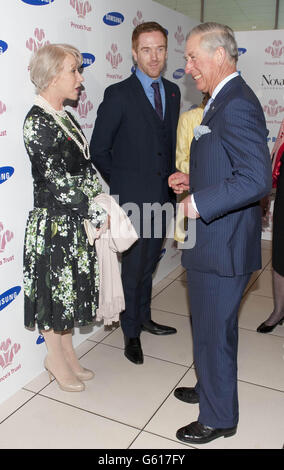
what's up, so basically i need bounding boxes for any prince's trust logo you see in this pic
[73,92,93,131]
[0,338,21,384]
[265,40,284,65]
[0,339,20,370]
[0,101,6,115]
[263,99,284,117]
[75,91,93,119]
[106,44,123,80]
[70,0,92,19]
[174,26,185,54]
[174,26,184,46]
[70,0,92,32]
[0,101,7,138]
[26,28,50,53]
[265,40,284,58]
[106,44,123,70]
[0,221,14,265]
[133,11,144,27]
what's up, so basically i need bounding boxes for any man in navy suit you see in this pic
[91,22,180,365]
[169,22,271,444]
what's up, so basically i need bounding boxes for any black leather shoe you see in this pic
[257,316,284,333]
[176,421,237,444]
[174,387,199,403]
[141,320,177,335]
[124,336,144,364]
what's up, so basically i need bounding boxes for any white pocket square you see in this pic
[194,125,211,141]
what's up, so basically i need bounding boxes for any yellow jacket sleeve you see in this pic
[174,106,204,243]
[175,107,204,173]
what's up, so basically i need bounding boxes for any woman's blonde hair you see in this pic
[29,43,83,93]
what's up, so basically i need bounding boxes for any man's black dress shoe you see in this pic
[124,337,144,364]
[141,320,177,335]
[174,387,199,403]
[257,316,284,333]
[176,421,237,444]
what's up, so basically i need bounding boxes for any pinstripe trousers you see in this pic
[186,269,251,428]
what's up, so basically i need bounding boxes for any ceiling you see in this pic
[153,0,284,31]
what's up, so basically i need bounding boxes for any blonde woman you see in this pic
[23,44,107,391]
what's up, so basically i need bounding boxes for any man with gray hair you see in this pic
[169,22,271,444]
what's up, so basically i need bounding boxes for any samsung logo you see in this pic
[238,48,247,56]
[36,335,45,345]
[173,68,185,79]
[158,248,166,262]
[0,166,14,184]
[0,286,21,312]
[82,53,95,68]
[0,40,8,55]
[21,0,54,5]
[103,12,124,26]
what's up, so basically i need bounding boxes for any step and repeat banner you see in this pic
[0,0,199,404]
[1,0,283,404]
[234,29,284,240]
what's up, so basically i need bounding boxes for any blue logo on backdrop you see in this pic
[238,48,247,56]
[0,286,21,312]
[36,335,45,345]
[0,41,8,54]
[21,0,54,5]
[0,166,14,184]
[158,248,166,262]
[81,53,95,68]
[173,68,185,79]
[103,12,124,26]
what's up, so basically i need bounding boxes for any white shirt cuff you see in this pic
[191,194,199,215]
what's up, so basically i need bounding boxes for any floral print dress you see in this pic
[23,105,106,332]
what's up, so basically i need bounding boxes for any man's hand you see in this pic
[180,195,200,219]
[168,171,189,194]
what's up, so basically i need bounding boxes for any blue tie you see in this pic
[151,82,163,120]
[203,97,214,117]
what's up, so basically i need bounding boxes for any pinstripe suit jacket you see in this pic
[182,75,272,276]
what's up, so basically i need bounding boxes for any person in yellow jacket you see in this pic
[175,94,209,242]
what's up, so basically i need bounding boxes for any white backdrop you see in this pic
[234,29,284,240]
[1,0,282,404]
[0,0,198,404]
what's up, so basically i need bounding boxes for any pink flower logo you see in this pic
[174,26,184,46]
[0,101,6,115]
[0,222,14,253]
[106,44,123,69]
[265,40,284,58]
[26,28,50,53]
[263,99,284,117]
[75,91,93,118]
[133,11,144,27]
[0,338,21,370]
[70,0,92,19]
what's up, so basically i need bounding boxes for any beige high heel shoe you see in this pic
[74,368,95,381]
[44,357,85,392]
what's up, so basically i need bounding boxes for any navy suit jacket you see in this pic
[90,73,180,208]
[182,75,272,276]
